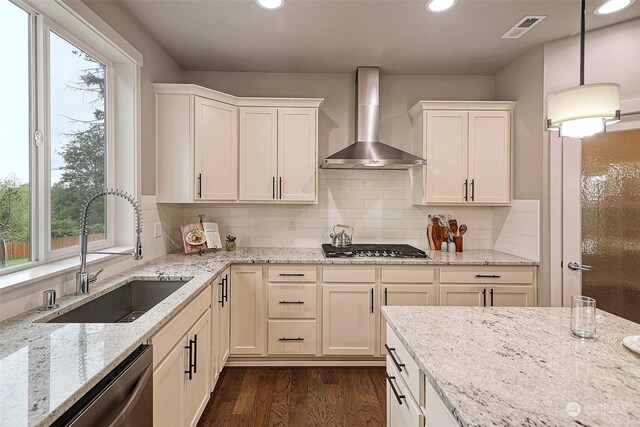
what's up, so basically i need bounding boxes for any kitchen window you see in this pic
[0,0,140,277]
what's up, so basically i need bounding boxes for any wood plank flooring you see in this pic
[197,367,386,427]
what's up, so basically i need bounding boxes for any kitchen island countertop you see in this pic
[0,248,535,426]
[382,306,640,426]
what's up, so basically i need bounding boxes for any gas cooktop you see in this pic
[322,244,428,259]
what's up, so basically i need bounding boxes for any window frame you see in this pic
[0,0,127,277]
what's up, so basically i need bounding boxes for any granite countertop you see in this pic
[0,248,535,427]
[382,306,640,427]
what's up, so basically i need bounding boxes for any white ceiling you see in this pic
[102,0,640,75]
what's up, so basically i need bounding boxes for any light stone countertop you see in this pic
[382,306,640,427]
[0,248,535,427]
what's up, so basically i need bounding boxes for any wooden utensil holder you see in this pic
[453,236,463,252]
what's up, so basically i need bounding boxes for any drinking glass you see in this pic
[570,295,596,339]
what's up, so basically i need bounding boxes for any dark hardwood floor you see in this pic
[197,367,387,427]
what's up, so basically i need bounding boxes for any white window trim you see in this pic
[0,0,142,280]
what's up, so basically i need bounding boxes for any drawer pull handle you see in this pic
[386,373,406,405]
[279,337,304,341]
[475,274,501,278]
[279,273,305,277]
[385,344,405,372]
[279,300,304,304]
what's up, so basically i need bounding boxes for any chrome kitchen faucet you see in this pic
[76,188,143,295]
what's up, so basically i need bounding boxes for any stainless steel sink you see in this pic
[46,279,189,324]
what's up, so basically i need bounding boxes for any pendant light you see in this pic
[546,0,620,138]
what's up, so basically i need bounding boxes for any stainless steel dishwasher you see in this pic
[51,345,153,427]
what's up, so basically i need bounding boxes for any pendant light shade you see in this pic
[546,0,621,138]
[547,83,621,138]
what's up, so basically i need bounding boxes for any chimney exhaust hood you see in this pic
[321,67,427,170]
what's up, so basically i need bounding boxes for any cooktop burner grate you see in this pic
[322,243,428,259]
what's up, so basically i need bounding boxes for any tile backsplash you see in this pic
[175,170,539,259]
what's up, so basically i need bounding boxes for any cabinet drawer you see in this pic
[322,266,376,283]
[425,379,458,427]
[439,267,534,284]
[268,283,317,318]
[387,325,424,405]
[381,267,434,284]
[387,357,424,427]
[268,266,317,282]
[268,320,317,355]
[151,285,211,367]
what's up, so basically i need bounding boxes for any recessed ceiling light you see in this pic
[595,0,635,15]
[426,0,457,13]
[256,0,285,11]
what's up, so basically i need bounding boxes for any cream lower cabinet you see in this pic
[380,266,436,356]
[152,287,212,427]
[230,265,266,355]
[211,268,230,388]
[322,266,376,356]
[439,266,537,307]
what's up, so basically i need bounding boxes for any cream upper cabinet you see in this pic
[239,107,319,203]
[230,265,266,355]
[239,107,279,201]
[468,111,511,204]
[278,108,317,202]
[425,111,469,204]
[194,97,238,201]
[154,84,323,204]
[410,101,515,206]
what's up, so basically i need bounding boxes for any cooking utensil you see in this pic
[449,220,458,237]
[459,224,468,236]
[330,224,354,247]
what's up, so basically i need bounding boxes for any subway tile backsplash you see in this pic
[173,170,539,259]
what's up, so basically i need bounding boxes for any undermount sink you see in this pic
[46,279,189,324]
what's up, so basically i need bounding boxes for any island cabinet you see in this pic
[409,101,516,206]
[239,107,319,203]
[322,266,377,356]
[151,286,212,427]
[230,265,266,355]
[379,266,435,355]
[439,266,537,307]
[267,266,319,355]
[211,267,230,389]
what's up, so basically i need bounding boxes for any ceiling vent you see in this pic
[501,16,546,39]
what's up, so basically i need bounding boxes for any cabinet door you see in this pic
[219,271,231,366]
[425,111,469,204]
[380,285,434,355]
[211,277,222,388]
[194,97,238,201]
[277,108,317,202]
[322,284,375,355]
[490,286,535,307]
[153,337,186,427]
[239,107,278,201]
[387,359,424,427]
[184,310,211,427]
[230,266,265,355]
[468,111,511,204]
[439,285,486,306]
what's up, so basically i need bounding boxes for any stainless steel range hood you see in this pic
[321,67,427,170]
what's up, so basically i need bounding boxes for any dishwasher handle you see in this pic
[105,364,152,427]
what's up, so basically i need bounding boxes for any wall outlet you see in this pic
[288,218,296,232]
[153,222,162,238]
